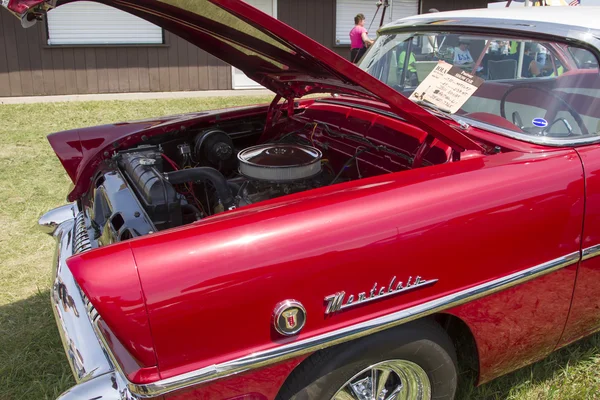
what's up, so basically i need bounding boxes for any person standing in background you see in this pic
[454,40,474,65]
[509,42,540,77]
[537,44,547,69]
[349,13,373,64]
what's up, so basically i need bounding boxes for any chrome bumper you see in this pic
[45,204,136,400]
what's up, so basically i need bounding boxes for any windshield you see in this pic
[359,31,600,142]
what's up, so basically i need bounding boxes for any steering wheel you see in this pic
[500,84,589,137]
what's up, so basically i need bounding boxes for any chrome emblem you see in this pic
[273,300,306,336]
[283,308,299,330]
[324,275,438,315]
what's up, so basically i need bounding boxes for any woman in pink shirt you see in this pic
[349,14,373,64]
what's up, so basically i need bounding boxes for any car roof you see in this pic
[392,6,600,31]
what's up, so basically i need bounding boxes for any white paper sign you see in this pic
[409,61,485,114]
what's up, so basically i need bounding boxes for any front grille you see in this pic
[74,212,92,254]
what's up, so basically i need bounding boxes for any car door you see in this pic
[557,144,600,348]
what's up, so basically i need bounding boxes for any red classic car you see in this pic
[6,0,600,399]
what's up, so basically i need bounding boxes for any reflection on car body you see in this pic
[4,2,600,399]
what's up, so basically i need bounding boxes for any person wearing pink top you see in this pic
[349,13,373,64]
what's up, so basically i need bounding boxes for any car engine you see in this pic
[87,127,335,243]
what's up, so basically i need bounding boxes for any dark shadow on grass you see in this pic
[455,330,600,399]
[0,290,74,400]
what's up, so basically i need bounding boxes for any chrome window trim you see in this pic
[379,18,600,48]
[126,250,581,398]
[455,116,600,147]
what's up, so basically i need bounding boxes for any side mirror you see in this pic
[21,12,41,28]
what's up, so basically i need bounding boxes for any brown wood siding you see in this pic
[0,8,232,97]
[0,1,489,97]
[278,0,351,61]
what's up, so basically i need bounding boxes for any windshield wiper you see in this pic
[412,99,453,117]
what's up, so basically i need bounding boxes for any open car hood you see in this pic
[3,0,483,152]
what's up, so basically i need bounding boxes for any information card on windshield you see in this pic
[409,61,484,114]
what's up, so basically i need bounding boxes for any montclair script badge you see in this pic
[273,300,306,336]
[325,276,438,315]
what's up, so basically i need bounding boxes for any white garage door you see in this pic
[46,1,163,45]
[232,0,277,89]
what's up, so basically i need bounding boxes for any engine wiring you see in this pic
[321,123,424,166]
[330,148,371,185]
[273,123,314,143]
[161,153,207,216]
[161,153,180,171]
[273,121,434,185]
[354,146,367,179]
[310,123,318,147]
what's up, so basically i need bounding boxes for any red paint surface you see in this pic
[57,96,590,389]
[67,243,158,381]
[447,265,578,384]
[23,0,600,394]
[98,320,161,383]
[48,79,595,396]
[123,149,583,381]
[557,145,600,348]
[4,0,45,15]
[165,358,306,400]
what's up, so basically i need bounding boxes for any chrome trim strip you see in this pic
[456,116,600,148]
[128,251,580,398]
[49,205,135,399]
[38,204,75,235]
[73,211,92,254]
[582,244,600,261]
[56,371,134,400]
[49,210,113,384]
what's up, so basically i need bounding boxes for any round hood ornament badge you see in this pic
[273,300,306,336]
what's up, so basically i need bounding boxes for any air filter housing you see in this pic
[238,144,322,182]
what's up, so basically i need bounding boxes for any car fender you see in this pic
[124,148,583,392]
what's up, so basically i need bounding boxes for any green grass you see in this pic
[1,96,600,399]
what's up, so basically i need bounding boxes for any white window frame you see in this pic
[46,1,164,46]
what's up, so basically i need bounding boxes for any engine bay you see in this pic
[84,103,457,244]
[114,138,332,230]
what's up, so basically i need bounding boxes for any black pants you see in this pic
[350,46,366,64]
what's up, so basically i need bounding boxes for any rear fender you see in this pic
[66,242,159,382]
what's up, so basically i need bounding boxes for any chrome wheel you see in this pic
[330,360,431,400]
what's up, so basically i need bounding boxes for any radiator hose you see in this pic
[164,167,235,210]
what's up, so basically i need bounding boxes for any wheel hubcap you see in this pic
[331,360,431,400]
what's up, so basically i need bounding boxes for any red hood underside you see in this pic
[4,0,483,153]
